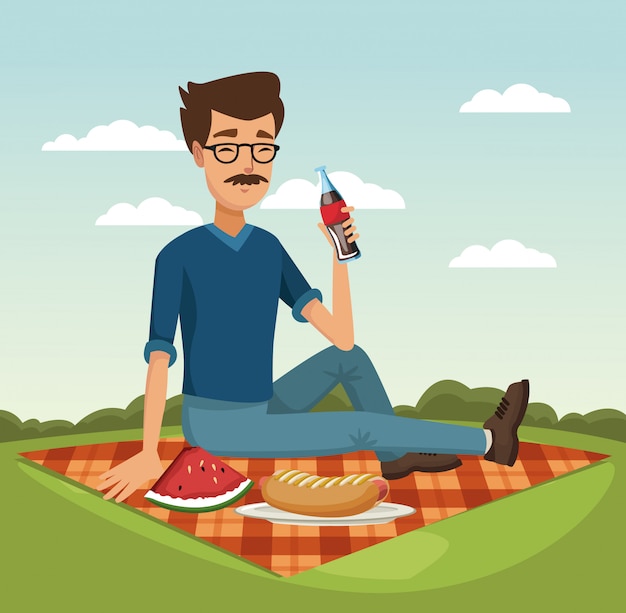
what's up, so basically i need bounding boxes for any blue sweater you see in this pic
[144,224,322,402]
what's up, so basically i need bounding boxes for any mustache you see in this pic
[224,174,268,186]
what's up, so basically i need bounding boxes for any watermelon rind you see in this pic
[144,478,254,513]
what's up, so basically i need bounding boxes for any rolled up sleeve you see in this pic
[291,288,323,322]
[144,247,182,367]
[144,339,177,367]
[279,244,323,322]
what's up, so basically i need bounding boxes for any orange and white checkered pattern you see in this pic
[20,439,607,577]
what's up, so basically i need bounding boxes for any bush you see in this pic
[1,384,624,443]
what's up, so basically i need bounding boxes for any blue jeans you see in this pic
[182,345,487,463]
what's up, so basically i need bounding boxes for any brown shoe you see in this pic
[483,379,530,466]
[381,452,462,480]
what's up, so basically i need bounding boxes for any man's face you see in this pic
[192,110,276,212]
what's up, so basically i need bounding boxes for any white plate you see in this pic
[233,502,415,526]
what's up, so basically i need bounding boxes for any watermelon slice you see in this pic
[145,447,254,513]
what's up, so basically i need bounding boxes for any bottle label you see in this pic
[320,199,349,226]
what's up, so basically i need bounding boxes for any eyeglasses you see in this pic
[203,143,280,164]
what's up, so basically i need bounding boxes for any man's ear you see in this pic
[192,141,205,168]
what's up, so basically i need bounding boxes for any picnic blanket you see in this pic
[20,438,607,577]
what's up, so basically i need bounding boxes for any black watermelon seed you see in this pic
[221,467,225,472]
[178,485,182,491]
[201,466,205,472]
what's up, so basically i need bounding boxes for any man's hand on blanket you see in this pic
[97,449,165,503]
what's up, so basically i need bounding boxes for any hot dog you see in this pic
[261,469,389,517]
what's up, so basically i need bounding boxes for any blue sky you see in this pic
[1,1,624,422]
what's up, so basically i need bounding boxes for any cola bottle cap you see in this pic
[314,165,336,195]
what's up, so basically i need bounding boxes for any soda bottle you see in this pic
[315,165,361,262]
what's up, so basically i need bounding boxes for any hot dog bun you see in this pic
[261,469,389,517]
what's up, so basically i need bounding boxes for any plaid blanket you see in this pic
[20,438,607,577]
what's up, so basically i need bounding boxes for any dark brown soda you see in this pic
[321,189,361,261]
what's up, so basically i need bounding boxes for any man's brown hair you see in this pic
[179,72,285,153]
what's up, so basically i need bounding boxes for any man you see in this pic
[98,72,529,503]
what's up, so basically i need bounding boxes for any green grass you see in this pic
[3,425,625,612]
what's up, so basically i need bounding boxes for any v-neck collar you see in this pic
[205,223,254,252]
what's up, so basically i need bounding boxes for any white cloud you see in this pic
[95,197,204,226]
[449,239,557,268]
[459,84,571,113]
[42,120,188,151]
[260,171,405,210]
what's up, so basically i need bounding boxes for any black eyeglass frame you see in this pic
[202,143,280,164]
